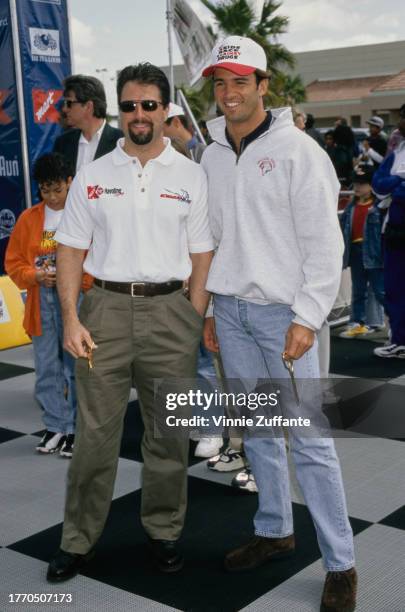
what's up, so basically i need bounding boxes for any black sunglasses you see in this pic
[62,99,84,108]
[119,100,163,113]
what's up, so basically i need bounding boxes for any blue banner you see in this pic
[0,0,25,274]
[16,0,71,203]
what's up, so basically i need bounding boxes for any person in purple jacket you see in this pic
[372,104,405,358]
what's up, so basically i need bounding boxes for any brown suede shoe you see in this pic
[224,534,295,572]
[320,567,357,612]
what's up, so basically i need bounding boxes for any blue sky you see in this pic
[69,0,405,112]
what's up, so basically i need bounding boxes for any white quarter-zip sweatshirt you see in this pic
[201,107,343,331]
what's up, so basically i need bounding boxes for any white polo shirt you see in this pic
[55,138,214,282]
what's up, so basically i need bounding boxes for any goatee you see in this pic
[129,123,154,145]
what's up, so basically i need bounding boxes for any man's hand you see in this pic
[63,316,96,359]
[283,322,315,360]
[203,316,219,353]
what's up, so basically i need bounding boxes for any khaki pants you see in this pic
[61,286,202,554]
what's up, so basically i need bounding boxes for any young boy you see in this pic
[339,166,385,338]
[5,153,91,456]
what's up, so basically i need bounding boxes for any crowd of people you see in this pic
[293,106,405,356]
[4,33,405,612]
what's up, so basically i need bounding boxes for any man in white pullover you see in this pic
[201,36,357,612]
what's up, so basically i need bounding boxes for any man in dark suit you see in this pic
[54,75,122,173]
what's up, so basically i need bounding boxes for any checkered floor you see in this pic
[1,336,405,612]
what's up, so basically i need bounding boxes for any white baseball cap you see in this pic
[167,103,185,119]
[202,35,270,78]
[366,116,384,129]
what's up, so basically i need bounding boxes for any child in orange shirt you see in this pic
[6,153,91,457]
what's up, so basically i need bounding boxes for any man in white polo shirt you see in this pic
[47,63,214,581]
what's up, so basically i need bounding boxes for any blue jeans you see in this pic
[366,287,384,327]
[197,342,217,382]
[385,245,405,344]
[195,343,222,435]
[349,243,384,325]
[32,287,78,434]
[213,295,354,572]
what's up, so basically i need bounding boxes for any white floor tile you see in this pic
[0,548,178,612]
[241,524,405,612]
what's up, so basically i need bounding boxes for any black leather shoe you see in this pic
[148,539,184,573]
[47,548,94,583]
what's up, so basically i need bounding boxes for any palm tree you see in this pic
[269,73,307,106]
[181,0,306,117]
[179,85,208,122]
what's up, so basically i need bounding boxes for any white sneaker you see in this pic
[231,467,258,493]
[373,343,405,359]
[59,434,74,458]
[207,447,246,472]
[36,431,65,454]
[339,323,374,339]
[194,437,223,458]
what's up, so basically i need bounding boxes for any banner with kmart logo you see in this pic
[0,0,72,273]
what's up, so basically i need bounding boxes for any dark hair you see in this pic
[306,113,315,129]
[165,114,188,129]
[336,116,348,126]
[255,73,268,87]
[333,124,355,149]
[399,103,405,118]
[117,63,170,107]
[325,130,334,139]
[198,120,207,130]
[63,74,107,118]
[352,165,374,185]
[33,152,73,185]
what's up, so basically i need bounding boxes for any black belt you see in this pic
[94,278,183,297]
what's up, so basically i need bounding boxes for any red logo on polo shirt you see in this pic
[32,89,63,124]
[87,185,104,199]
[87,185,124,199]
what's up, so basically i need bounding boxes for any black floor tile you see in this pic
[324,381,405,439]
[120,401,208,466]
[330,337,405,379]
[0,362,34,381]
[379,505,405,531]
[9,477,371,612]
[0,427,25,444]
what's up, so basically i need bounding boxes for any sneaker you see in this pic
[189,430,200,442]
[373,343,405,359]
[207,447,246,472]
[194,437,223,458]
[60,434,75,458]
[36,431,65,454]
[231,467,258,493]
[369,324,386,332]
[339,323,374,338]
